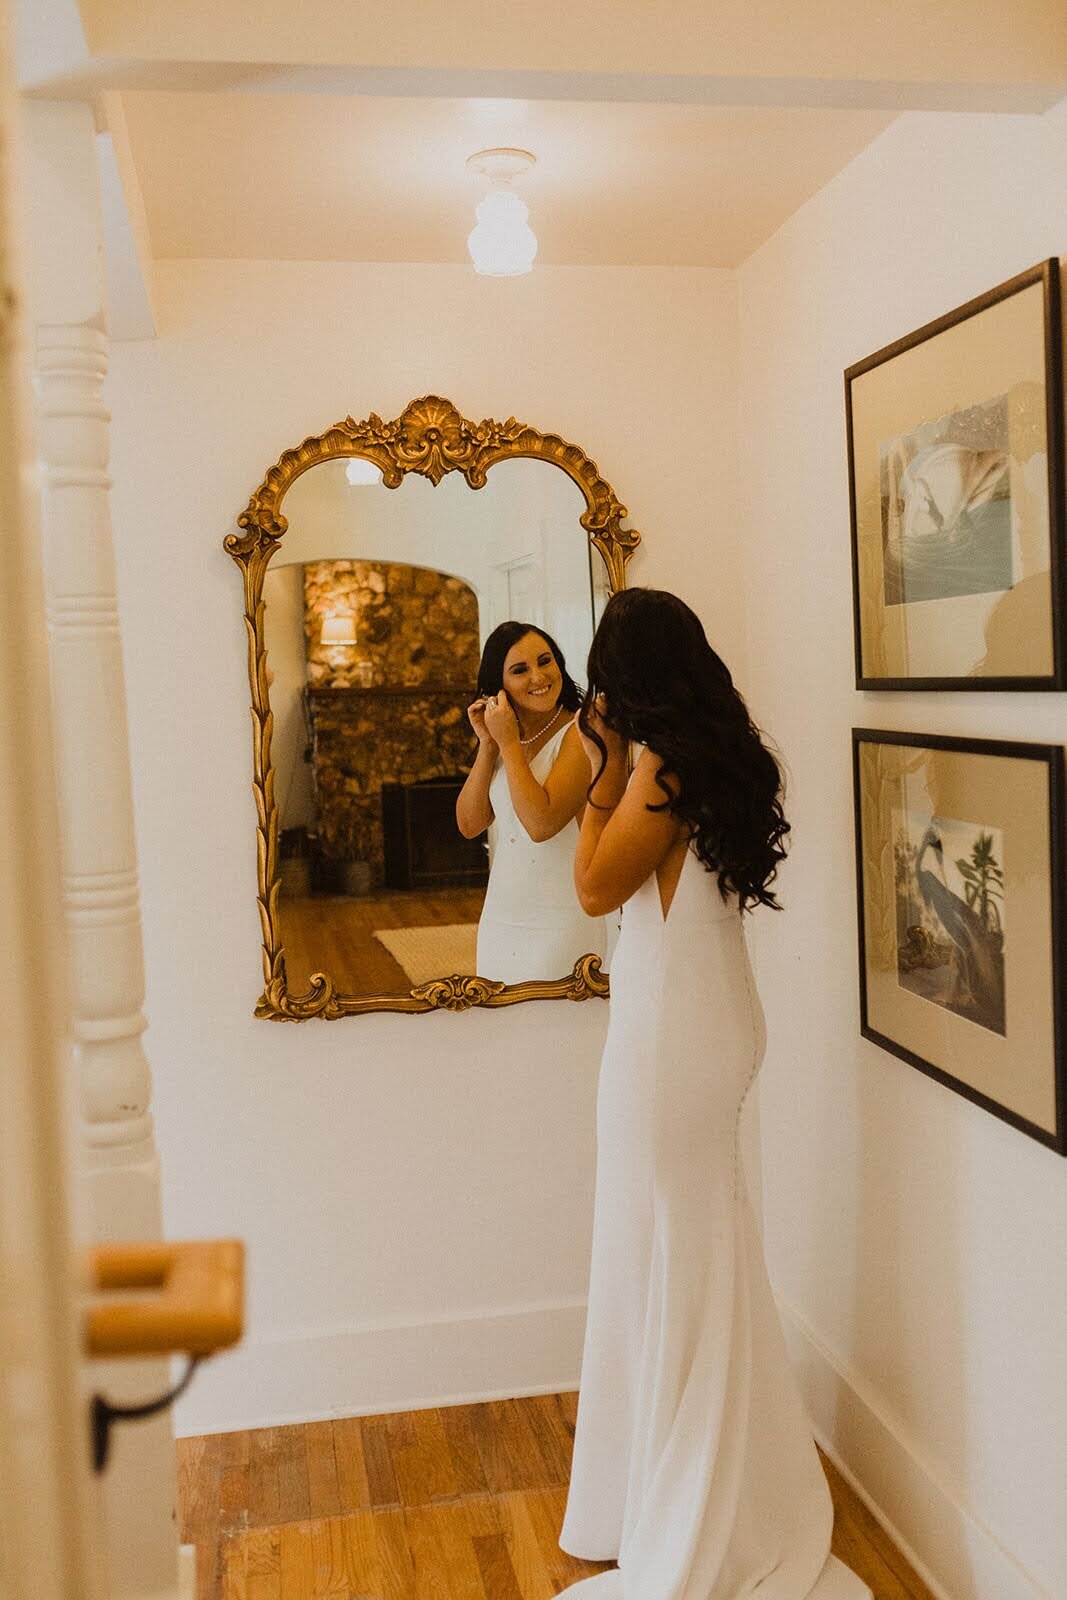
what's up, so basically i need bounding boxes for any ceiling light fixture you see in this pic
[466,148,538,277]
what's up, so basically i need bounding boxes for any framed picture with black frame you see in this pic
[853,728,1065,1155]
[846,259,1065,690]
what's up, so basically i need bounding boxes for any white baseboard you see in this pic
[778,1296,1047,1600]
[174,1297,587,1436]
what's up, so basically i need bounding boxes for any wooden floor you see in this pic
[177,1397,936,1600]
[280,887,486,995]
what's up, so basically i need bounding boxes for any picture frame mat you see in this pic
[854,732,1061,1142]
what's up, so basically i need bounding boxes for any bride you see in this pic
[456,620,606,983]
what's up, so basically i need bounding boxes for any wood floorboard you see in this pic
[472,1533,523,1600]
[250,1428,283,1528]
[439,1405,490,1500]
[404,1500,486,1600]
[520,1397,574,1488]
[338,1510,381,1598]
[333,1417,373,1514]
[373,1505,419,1600]
[492,1492,558,1600]
[180,1398,936,1600]
[362,1415,402,1511]
[391,1409,461,1508]
[178,1434,217,1544]
[277,1520,317,1599]
[277,1423,312,1524]
[181,1432,224,1600]
[306,1420,342,1519]
[245,1527,281,1600]
[220,1534,247,1600]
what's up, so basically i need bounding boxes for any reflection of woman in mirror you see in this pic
[456,621,606,983]
[558,589,867,1600]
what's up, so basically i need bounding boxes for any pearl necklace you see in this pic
[519,704,565,746]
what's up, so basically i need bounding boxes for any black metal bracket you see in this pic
[91,1356,201,1473]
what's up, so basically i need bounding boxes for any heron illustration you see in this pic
[913,827,1005,1033]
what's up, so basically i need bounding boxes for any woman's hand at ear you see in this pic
[467,697,493,747]
[484,692,520,749]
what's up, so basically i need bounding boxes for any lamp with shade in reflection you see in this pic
[320,612,358,649]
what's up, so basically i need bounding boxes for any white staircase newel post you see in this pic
[26,99,189,1600]
[36,322,156,1176]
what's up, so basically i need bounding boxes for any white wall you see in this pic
[737,106,1067,1600]
[106,260,740,1432]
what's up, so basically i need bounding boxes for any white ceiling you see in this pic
[120,92,895,269]
[20,0,1065,316]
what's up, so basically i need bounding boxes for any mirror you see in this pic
[227,396,639,1019]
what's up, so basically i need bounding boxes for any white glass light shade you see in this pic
[467,189,537,277]
[321,612,357,647]
[345,458,383,486]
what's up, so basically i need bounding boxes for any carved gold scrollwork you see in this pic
[226,396,640,1020]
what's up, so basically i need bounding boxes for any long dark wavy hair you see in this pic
[579,588,790,912]
[476,620,583,711]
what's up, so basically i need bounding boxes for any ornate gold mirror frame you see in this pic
[226,395,640,1020]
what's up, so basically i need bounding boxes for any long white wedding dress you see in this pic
[559,845,871,1599]
[475,722,606,983]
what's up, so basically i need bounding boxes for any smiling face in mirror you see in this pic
[503,633,564,716]
[262,456,610,1000]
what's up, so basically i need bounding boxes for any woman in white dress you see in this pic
[456,621,606,983]
[560,589,869,1600]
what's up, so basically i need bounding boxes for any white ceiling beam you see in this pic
[77,0,1067,90]
[18,59,1066,116]
[18,0,1066,111]
[240,66,1064,114]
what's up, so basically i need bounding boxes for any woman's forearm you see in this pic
[456,743,496,837]
[574,749,628,900]
[499,743,558,841]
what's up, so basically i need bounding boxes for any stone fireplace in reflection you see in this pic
[302,559,482,890]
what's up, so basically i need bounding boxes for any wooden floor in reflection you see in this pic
[280,888,486,995]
